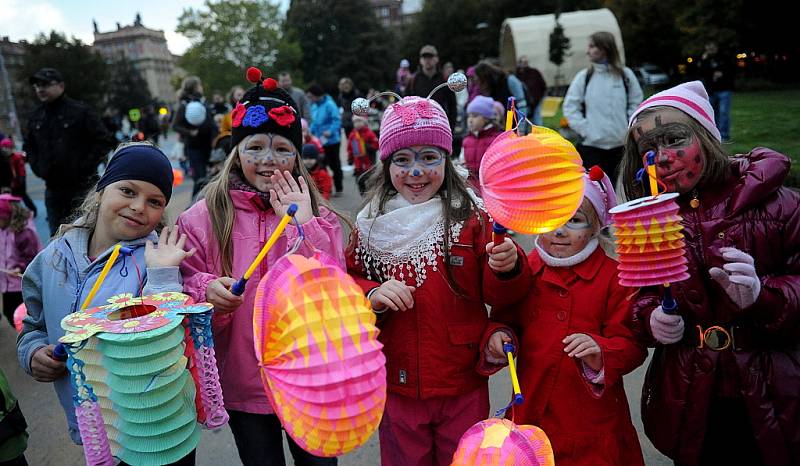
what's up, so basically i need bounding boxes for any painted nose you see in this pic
[656,147,674,166]
[411,168,422,177]
[553,226,567,237]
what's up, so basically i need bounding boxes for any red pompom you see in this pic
[262,77,278,92]
[588,165,605,182]
[246,67,262,83]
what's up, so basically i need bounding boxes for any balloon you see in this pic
[479,127,585,234]
[185,101,207,126]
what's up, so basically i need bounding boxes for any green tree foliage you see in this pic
[17,32,108,115]
[285,0,395,92]
[106,57,153,113]
[176,0,300,95]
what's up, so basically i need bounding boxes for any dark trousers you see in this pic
[675,396,763,466]
[45,187,89,236]
[185,146,210,197]
[2,292,23,328]
[227,410,337,466]
[577,144,624,184]
[119,449,195,466]
[322,143,343,192]
[0,456,27,466]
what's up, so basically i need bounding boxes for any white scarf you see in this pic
[534,237,599,268]
[355,190,483,287]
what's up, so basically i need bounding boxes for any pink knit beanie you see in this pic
[628,80,721,142]
[584,166,617,227]
[379,96,452,159]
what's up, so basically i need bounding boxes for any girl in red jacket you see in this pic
[346,94,531,466]
[484,167,647,466]
[460,95,501,191]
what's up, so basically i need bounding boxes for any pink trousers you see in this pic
[379,385,490,466]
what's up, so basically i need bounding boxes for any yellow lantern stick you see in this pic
[504,342,524,404]
[645,150,659,197]
[231,203,298,296]
[505,97,516,132]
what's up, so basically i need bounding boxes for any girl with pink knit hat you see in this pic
[620,81,800,465]
[482,166,647,466]
[345,87,532,465]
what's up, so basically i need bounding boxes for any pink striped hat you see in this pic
[628,81,720,142]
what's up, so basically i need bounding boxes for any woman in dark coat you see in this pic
[620,81,800,466]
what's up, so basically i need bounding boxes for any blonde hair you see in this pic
[201,135,351,277]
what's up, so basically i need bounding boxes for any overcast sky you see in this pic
[0,0,291,54]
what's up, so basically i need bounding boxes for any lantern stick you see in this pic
[231,204,298,296]
[504,342,524,405]
[645,151,659,197]
[80,244,122,310]
[492,223,507,246]
[662,283,677,315]
[505,97,516,132]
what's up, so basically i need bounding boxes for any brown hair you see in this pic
[351,156,481,296]
[2,201,31,233]
[619,106,731,201]
[202,135,351,277]
[589,32,624,78]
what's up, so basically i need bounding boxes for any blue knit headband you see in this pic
[96,144,174,202]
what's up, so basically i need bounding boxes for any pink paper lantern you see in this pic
[479,128,585,234]
[254,253,386,457]
[13,303,26,333]
[451,418,555,466]
[609,193,690,287]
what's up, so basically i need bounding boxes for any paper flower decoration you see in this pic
[452,418,555,466]
[59,292,227,465]
[608,192,690,287]
[479,127,585,234]
[254,253,386,457]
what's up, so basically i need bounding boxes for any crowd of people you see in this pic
[0,29,796,466]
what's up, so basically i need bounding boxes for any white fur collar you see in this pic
[534,237,599,268]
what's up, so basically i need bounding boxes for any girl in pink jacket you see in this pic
[177,68,347,466]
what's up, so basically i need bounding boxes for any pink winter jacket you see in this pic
[177,189,346,414]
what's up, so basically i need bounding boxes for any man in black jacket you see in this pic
[406,45,459,154]
[23,68,112,235]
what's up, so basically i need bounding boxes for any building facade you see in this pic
[0,37,26,142]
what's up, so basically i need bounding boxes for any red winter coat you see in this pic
[346,209,531,400]
[308,166,332,200]
[462,125,501,191]
[631,148,800,465]
[486,247,646,466]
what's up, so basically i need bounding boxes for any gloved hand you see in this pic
[708,247,761,310]
[650,306,684,344]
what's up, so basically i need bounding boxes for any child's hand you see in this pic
[370,279,416,312]
[206,277,244,313]
[563,333,602,371]
[486,238,518,273]
[708,247,761,309]
[269,170,313,224]
[649,305,684,344]
[145,225,196,268]
[31,345,67,382]
[485,330,512,365]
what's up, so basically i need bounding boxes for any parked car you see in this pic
[634,64,669,86]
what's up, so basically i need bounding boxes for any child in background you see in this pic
[302,143,332,200]
[17,142,194,461]
[461,96,502,191]
[301,118,323,153]
[483,167,646,465]
[0,138,36,216]
[178,68,347,466]
[347,115,379,195]
[0,194,40,328]
[347,95,531,466]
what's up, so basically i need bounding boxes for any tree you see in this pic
[176,0,300,95]
[285,0,395,92]
[106,57,152,113]
[17,32,108,117]
[549,15,571,86]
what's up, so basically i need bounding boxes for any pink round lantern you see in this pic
[254,253,386,457]
[451,418,554,466]
[13,303,26,333]
[608,192,690,287]
[479,127,585,234]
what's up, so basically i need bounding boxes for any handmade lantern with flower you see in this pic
[253,253,386,457]
[59,291,226,466]
[479,127,585,234]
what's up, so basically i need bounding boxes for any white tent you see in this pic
[500,8,625,89]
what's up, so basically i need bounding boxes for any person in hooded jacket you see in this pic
[619,81,800,466]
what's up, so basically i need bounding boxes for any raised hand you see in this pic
[486,238,518,273]
[709,247,761,309]
[145,225,197,268]
[269,170,313,224]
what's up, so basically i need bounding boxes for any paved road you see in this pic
[0,135,671,465]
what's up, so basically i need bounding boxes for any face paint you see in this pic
[539,207,596,258]
[389,145,446,204]
[238,133,297,193]
[632,108,705,194]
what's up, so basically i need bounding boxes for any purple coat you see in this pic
[632,148,800,465]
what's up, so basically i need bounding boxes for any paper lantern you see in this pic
[451,418,555,466]
[608,193,690,287]
[59,292,227,466]
[172,168,184,187]
[479,127,585,234]
[13,303,26,333]
[254,253,386,457]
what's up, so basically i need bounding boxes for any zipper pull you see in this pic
[690,189,700,209]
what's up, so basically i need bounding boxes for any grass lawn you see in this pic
[542,88,800,187]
